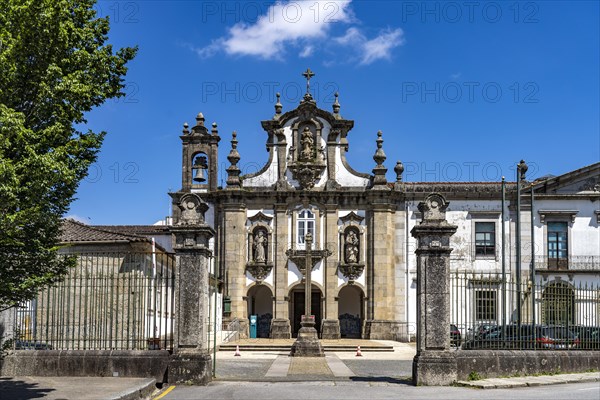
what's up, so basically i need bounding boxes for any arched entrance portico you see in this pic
[247,284,273,338]
[338,285,364,338]
[289,283,323,338]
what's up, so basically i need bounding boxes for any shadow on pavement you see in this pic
[349,376,413,385]
[0,377,55,399]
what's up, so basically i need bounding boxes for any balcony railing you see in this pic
[533,255,600,271]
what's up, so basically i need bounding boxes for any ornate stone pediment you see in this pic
[338,263,365,281]
[339,211,364,225]
[288,163,326,189]
[248,211,273,225]
[245,262,273,281]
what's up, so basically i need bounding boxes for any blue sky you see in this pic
[68,0,600,225]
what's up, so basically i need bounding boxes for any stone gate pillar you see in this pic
[169,193,215,385]
[411,193,457,386]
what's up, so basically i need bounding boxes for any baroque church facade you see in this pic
[170,71,600,341]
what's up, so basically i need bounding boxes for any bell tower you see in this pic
[180,112,220,192]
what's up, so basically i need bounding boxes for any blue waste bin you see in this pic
[250,315,258,338]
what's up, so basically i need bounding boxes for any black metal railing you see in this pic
[450,271,600,351]
[12,252,176,351]
[533,255,600,271]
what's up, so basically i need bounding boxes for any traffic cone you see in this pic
[355,345,362,357]
[234,345,241,356]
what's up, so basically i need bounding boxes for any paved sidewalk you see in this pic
[456,371,600,389]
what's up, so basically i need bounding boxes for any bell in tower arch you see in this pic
[192,155,208,183]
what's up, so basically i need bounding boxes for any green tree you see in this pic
[0,0,137,309]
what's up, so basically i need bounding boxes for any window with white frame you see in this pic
[297,209,315,249]
[475,222,495,257]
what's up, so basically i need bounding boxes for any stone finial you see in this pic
[417,193,449,223]
[394,160,404,182]
[332,92,340,114]
[182,122,190,135]
[275,92,282,115]
[226,131,241,188]
[371,131,388,188]
[195,112,205,127]
[211,122,218,136]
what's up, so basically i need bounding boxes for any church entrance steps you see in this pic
[218,339,394,352]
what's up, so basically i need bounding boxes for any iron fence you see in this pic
[450,271,600,350]
[12,252,176,351]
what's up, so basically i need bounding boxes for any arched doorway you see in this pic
[542,282,575,326]
[289,284,323,338]
[247,285,273,338]
[338,285,364,338]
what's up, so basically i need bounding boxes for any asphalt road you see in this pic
[156,380,600,400]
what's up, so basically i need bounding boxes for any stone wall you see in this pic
[1,350,170,382]
[455,351,600,380]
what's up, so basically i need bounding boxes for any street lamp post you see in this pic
[515,159,528,328]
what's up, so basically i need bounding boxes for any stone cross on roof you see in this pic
[302,68,315,94]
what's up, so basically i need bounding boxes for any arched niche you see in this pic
[337,284,365,338]
[246,284,274,338]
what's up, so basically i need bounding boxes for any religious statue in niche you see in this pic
[299,126,314,161]
[344,230,359,264]
[253,230,267,263]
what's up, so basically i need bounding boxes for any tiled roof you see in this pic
[93,225,171,235]
[60,220,151,243]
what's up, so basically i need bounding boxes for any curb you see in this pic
[109,378,157,400]
[456,372,600,389]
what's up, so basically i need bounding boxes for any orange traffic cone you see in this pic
[234,345,241,356]
[355,345,362,357]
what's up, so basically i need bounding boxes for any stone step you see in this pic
[218,344,394,352]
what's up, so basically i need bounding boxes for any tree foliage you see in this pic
[0,0,137,308]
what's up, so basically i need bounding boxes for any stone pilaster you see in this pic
[364,199,397,339]
[222,202,248,336]
[411,193,458,386]
[169,193,215,385]
[272,203,291,338]
[321,205,340,339]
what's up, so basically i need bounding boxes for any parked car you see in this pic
[450,324,461,347]
[467,323,497,340]
[462,324,579,350]
[568,326,600,350]
[14,340,53,350]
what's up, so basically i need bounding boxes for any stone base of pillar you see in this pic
[363,320,411,341]
[290,316,324,357]
[169,351,212,385]
[270,318,291,339]
[320,319,340,339]
[412,350,457,386]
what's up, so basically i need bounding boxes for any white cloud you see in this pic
[361,28,404,65]
[335,27,404,65]
[198,1,353,60]
[299,45,314,58]
[195,0,404,65]
[65,214,91,224]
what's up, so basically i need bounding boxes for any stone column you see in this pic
[169,194,215,385]
[410,193,458,386]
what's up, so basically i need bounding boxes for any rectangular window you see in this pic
[547,221,568,269]
[475,222,495,257]
[475,290,497,321]
[297,210,315,249]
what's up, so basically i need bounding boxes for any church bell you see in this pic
[192,156,208,183]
